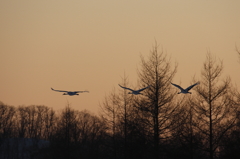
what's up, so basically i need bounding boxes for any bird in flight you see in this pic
[51,88,89,96]
[118,84,150,95]
[171,82,200,94]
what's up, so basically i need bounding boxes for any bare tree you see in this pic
[100,87,120,159]
[17,106,29,138]
[100,73,141,159]
[44,107,56,140]
[0,102,16,138]
[75,110,107,158]
[137,42,178,159]
[118,73,136,159]
[34,105,56,139]
[191,52,238,159]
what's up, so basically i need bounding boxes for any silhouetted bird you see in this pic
[171,82,200,94]
[51,88,89,96]
[118,84,150,95]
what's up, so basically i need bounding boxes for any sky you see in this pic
[1,0,240,114]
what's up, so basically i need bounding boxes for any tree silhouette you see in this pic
[100,87,120,159]
[137,42,178,159]
[0,102,16,138]
[191,52,238,159]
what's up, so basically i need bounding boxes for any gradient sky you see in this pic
[1,0,240,113]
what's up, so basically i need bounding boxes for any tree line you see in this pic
[1,43,240,159]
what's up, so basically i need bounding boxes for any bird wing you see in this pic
[171,83,184,91]
[118,84,134,91]
[75,90,89,93]
[186,82,200,91]
[51,88,68,92]
[137,85,150,92]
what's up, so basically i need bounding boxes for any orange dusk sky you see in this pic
[1,1,240,113]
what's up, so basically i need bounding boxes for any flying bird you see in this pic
[118,84,150,95]
[171,82,200,94]
[51,88,89,96]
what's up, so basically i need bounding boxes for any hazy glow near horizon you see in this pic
[1,1,240,113]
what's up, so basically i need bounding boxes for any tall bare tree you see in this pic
[191,52,238,159]
[118,73,137,159]
[137,42,178,159]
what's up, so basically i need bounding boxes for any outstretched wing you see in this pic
[137,85,150,92]
[118,84,134,91]
[186,82,200,91]
[51,88,68,92]
[171,83,184,91]
[75,90,89,93]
